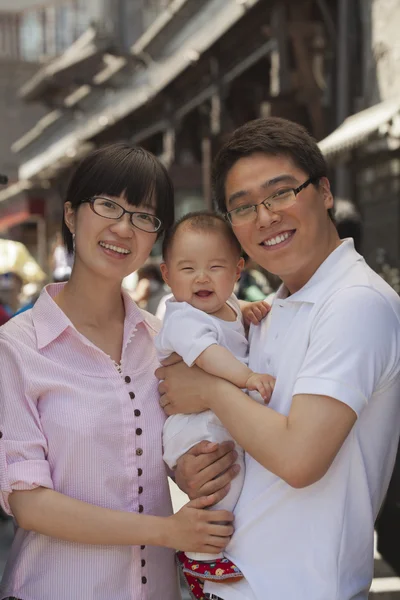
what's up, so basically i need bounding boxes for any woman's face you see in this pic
[65,194,158,283]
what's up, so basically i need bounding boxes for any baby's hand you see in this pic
[245,372,275,403]
[242,300,271,327]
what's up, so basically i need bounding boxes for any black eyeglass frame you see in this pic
[82,196,163,233]
[225,176,320,224]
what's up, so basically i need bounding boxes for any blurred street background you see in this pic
[0,0,400,597]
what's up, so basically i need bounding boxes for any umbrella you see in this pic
[0,239,46,284]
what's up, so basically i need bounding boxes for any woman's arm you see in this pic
[9,486,233,553]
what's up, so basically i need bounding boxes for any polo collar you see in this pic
[33,282,146,350]
[276,239,363,304]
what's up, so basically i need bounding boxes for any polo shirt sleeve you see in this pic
[293,286,400,417]
[0,336,54,516]
[154,304,220,367]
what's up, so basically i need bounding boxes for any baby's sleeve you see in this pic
[155,305,220,367]
[0,336,54,516]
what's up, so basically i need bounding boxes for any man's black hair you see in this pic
[212,116,333,220]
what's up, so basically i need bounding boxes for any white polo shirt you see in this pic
[206,239,400,600]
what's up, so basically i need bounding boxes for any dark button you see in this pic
[141,559,146,567]
[136,448,143,456]
[0,431,2,439]
[136,428,143,436]
[138,486,143,494]
[129,392,135,399]
[134,409,141,417]
[138,468,143,476]
[138,505,144,513]
[141,545,145,550]
[125,376,131,384]
[142,576,147,584]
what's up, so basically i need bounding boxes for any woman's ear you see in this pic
[160,262,169,286]
[235,257,245,281]
[64,202,75,235]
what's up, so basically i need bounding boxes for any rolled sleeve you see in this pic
[0,335,53,516]
[293,286,400,416]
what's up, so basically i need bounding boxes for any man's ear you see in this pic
[160,262,169,286]
[319,177,334,211]
[64,202,75,235]
[235,257,245,281]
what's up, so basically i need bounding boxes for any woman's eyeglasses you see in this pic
[83,197,162,233]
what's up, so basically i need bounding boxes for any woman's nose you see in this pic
[109,214,134,237]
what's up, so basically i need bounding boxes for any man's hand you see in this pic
[156,360,216,415]
[246,372,275,402]
[241,300,270,327]
[175,440,240,500]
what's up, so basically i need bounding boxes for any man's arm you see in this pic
[162,287,398,489]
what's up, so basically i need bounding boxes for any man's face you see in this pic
[224,153,336,292]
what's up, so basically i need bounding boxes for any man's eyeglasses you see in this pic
[83,197,162,233]
[225,177,319,226]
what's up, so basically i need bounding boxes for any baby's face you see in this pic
[161,228,243,315]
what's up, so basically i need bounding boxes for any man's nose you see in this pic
[255,202,281,228]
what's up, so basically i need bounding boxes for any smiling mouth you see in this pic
[99,242,131,255]
[195,290,213,298]
[260,230,295,248]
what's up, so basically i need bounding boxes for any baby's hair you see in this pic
[162,210,242,262]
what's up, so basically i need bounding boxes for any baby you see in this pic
[155,211,274,590]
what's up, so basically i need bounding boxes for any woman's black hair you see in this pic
[62,143,175,253]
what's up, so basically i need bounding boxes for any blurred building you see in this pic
[0,0,343,265]
[2,0,400,274]
[319,0,400,270]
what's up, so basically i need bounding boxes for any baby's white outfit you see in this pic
[155,295,246,560]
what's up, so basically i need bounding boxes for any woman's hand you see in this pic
[175,440,240,499]
[156,359,220,415]
[165,494,234,553]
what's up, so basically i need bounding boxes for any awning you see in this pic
[319,98,400,159]
[18,0,262,182]
[0,196,45,232]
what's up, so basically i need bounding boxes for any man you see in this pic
[157,117,400,600]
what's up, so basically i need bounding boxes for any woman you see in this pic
[0,143,233,600]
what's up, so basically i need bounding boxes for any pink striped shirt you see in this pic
[0,283,180,600]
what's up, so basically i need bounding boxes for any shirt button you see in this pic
[125,376,131,384]
[129,392,135,399]
[134,409,141,417]
[136,448,143,456]
[139,505,144,513]
[138,486,143,494]
[141,545,145,550]
[0,432,3,439]
[141,559,146,567]
[136,428,143,436]
[138,468,143,476]
[142,576,147,584]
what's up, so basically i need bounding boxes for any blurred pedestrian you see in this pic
[50,231,74,282]
[0,143,232,600]
[334,197,363,253]
[131,262,167,314]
